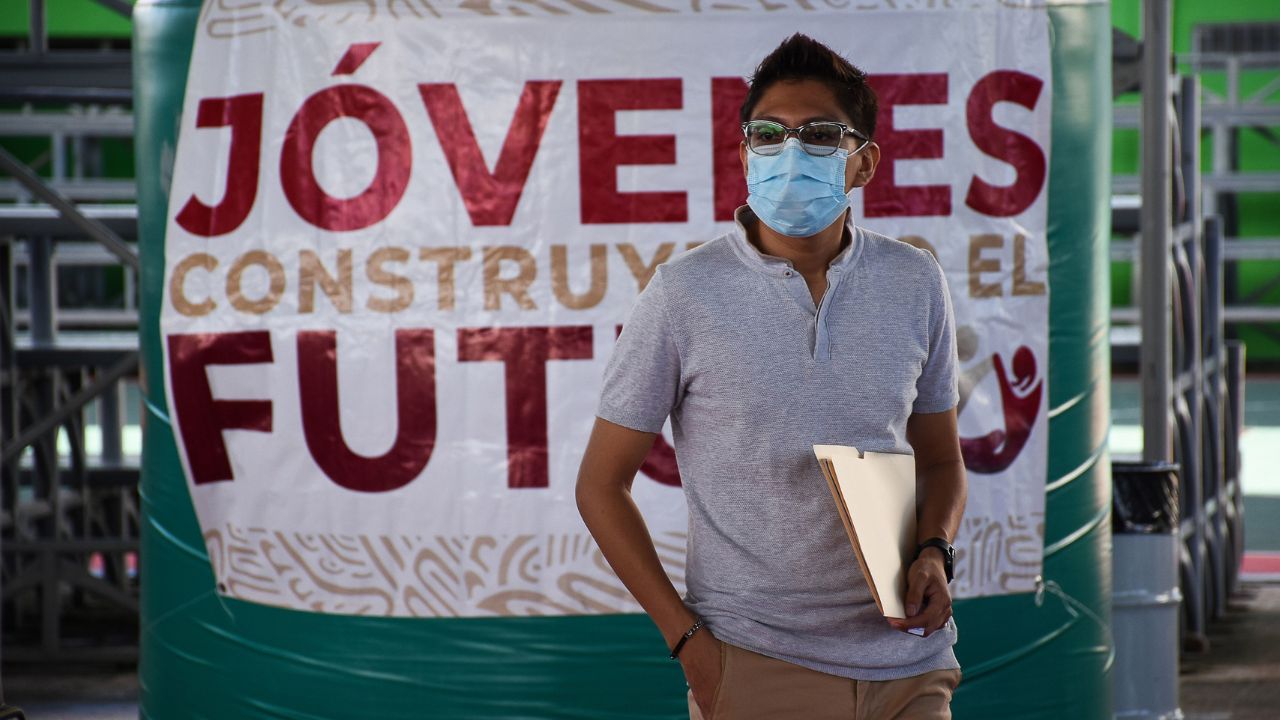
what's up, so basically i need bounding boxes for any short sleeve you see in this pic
[597,270,683,433]
[913,256,960,414]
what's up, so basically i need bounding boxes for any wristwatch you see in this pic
[915,538,955,584]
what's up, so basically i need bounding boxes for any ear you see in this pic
[847,141,880,190]
[739,140,749,178]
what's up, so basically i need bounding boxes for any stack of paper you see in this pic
[813,444,917,621]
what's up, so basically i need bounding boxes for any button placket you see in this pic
[813,272,843,363]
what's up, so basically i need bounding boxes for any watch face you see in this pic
[921,539,954,582]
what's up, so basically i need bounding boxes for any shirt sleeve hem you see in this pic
[912,393,959,415]
[596,404,667,434]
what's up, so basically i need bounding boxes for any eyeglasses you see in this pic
[741,119,869,157]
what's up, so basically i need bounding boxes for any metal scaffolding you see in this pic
[1111,13,1249,657]
[1114,40,1280,330]
[0,0,140,671]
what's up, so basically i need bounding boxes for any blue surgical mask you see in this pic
[746,137,867,238]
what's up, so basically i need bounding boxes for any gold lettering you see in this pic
[551,244,608,310]
[226,250,285,315]
[968,234,1003,298]
[1012,234,1047,296]
[617,243,675,292]
[366,247,414,313]
[170,253,218,317]
[419,247,473,311]
[483,246,537,311]
[298,249,352,313]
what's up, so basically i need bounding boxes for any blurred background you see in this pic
[1,0,1278,718]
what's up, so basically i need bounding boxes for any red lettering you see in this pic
[578,79,687,224]
[418,81,561,227]
[280,85,411,231]
[174,94,264,237]
[297,329,438,493]
[964,71,1046,218]
[712,77,749,222]
[332,42,381,76]
[864,74,950,218]
[166,331,273,484]
[458,326,593,488]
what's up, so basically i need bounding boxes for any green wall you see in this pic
[1111,0,1280,363]
[0,0,134,38]
[1111,0,1280,48]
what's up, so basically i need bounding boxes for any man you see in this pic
[575,34,966,720]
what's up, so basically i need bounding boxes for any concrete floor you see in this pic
[1181,580,1280,720]
[3,665,136,720]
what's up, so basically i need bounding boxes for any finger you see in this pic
[902,571,941,622]
[901,607,934,630]
[904,570,927,618]
[918,592,953,636]
[898,576,947,629]
[918,605,949,637]
[902,602,949,633]
[923,613,952,637]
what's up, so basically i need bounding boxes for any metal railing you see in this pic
[1112,48,1280,330]
[1111,74,1247,652]
[1,124,140,664]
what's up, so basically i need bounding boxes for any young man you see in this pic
[575,34,967,720]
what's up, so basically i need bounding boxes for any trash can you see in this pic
[1111,461,1182,720]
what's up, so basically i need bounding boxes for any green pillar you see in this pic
[951,3,1115,718]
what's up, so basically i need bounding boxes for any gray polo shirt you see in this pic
[597,207,960,681]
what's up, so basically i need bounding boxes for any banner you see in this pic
[162,0,1051,617]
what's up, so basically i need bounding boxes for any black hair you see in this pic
[739,34,878,141]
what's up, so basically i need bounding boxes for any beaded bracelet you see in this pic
[669,618,707,660]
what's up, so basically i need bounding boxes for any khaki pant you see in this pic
[688,642,961,720]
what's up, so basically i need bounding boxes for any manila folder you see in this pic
[812,445,916,620]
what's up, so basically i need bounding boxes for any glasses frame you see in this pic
[740,119,870,157]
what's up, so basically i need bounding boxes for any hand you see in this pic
[679,629,724,719]
[889,550,953,638]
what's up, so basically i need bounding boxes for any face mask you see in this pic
[746,137,868,238]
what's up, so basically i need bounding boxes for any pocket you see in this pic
[708,642,730,719]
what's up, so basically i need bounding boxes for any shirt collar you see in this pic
[727,205,863,278]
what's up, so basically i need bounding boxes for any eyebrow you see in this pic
[754,114,845,126]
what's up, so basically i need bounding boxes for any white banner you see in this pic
[162,0,1051,617]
